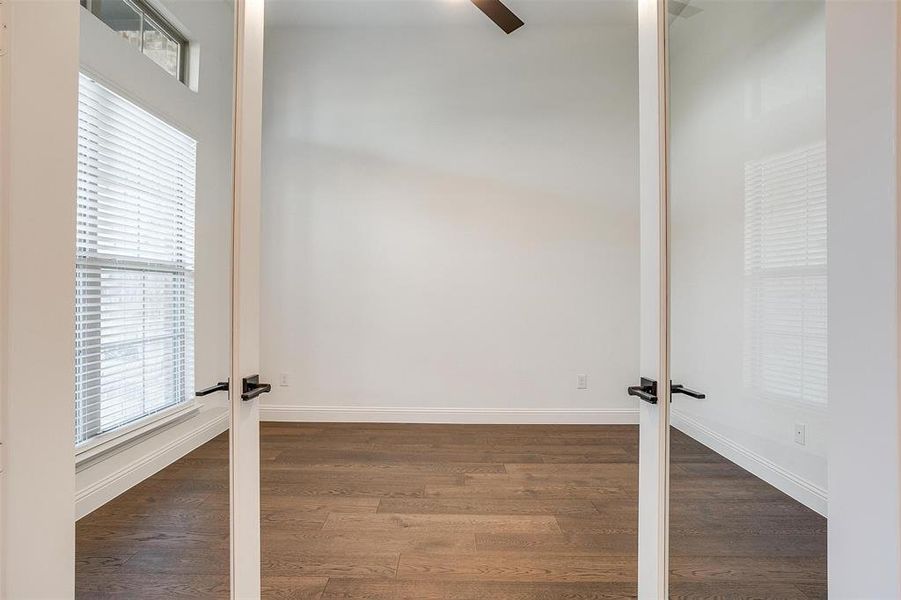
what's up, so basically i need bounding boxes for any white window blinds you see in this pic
[743,142,827,406]
[75,73,197,446]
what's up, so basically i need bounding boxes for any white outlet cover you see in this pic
[577,374,588,390]
[794,423,806,445]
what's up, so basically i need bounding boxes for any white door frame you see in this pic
[636,0,669,597]
[0,1,79,598]
[0,0,268,597]
[826,1,901,596]
[230,0,265,598]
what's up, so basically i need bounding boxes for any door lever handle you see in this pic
[241,374,271,401]
[626,378,705,403]
[627,377,658,404]
[196,381,229,396]
[671,384,706,399]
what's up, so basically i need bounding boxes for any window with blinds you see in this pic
[75,73,197,447]
[743,142,827,407]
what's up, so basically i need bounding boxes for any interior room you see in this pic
[3,0,900,599]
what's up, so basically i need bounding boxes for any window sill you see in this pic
[75,401,200,469]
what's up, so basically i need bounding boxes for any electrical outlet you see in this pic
[279,373,290,387]
[794,423,806,446]
[577,374,588,390]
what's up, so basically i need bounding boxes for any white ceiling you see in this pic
[265,0,637,29]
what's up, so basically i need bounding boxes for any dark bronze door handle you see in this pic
[627,377,658,404]
[671,383,706,399]
[627,378,706,404]
[196,381,229,396]
[241,374,271,401]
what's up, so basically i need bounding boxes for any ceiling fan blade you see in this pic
[470,0,524,34]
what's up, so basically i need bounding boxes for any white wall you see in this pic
[826,1,901,596]
[75,0,234,518]
[259,16,640,423]
[668,0,827,512]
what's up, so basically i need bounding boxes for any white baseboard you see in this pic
[75,410,229,520]
[260,404,639,425]
[671,409,827,516]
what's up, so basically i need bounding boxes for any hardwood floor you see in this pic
[75,423,826,599]
[76,431,230,599]
[669,431,827,600]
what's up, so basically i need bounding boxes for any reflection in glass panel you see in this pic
[75,1,234,598]
[668,1,827,597]
[93,0,142,48]
[744,144,827,408]
[143,18,181,79]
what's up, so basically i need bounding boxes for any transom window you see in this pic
[75,74,197,447]
[81,0,188,83]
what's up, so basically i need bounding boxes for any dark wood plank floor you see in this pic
[76,424,826,599]
[76,431,230,599]
[669,430,827,600]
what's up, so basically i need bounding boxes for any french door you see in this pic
[230,0,266,598]
[638,1,838,598]
[14,1,899,598]
[635,1,670,597]
[237,1,901,596]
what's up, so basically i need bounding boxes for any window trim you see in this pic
[81,0,189,83]
[75,399,199,466]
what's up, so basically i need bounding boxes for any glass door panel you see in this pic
[667,1,827,597]
[75,1,236,597]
